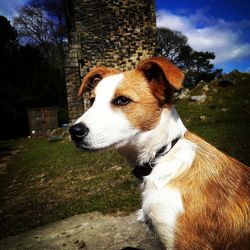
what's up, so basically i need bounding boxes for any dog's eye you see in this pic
[112,96,131,106]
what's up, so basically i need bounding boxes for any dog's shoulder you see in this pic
[170,132,250,249]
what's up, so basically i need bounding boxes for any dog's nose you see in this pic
[69,123,89,142]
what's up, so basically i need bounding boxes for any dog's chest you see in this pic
[140,179,184,249]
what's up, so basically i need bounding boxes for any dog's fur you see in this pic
[70,57,250,249]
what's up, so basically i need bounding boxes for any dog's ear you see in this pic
[137,57,184,104]
[77,67,114,97]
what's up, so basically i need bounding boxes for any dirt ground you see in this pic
[0,211,162,250]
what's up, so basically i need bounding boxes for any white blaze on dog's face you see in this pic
[75,57,184,151]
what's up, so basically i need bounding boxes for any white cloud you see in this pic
[157,10,250,64]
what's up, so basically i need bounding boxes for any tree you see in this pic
[157,27,217,86]
[0,15,18,51]
[157,27,189,66]
[14,0,67,68]
[192,51,215,74]
[0,16,68,139]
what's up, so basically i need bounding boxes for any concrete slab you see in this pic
[0,212,162,250]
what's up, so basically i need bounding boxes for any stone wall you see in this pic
[64,0,157,123]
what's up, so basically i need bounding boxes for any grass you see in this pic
[0,73,249,239]
[175,73,250,165]
[0,139,140,239]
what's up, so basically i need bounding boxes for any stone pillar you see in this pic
[65,0,157,123]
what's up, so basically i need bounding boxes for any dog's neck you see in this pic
[118,107,187,166]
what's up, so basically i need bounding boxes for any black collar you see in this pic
[132,137,180,180]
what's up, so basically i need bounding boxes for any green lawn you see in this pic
[0,139,140,239]
[0,75,249,239]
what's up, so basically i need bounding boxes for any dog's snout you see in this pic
[69,123,89,142]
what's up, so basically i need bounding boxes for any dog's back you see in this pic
[172,132,250,249]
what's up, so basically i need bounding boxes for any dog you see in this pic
[69,57,250,249]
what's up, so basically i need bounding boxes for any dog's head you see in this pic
[69,57,184,151]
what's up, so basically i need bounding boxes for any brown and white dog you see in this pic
[69,57,250,249]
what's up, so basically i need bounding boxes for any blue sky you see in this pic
[1,0,250,72]
[156,0,250,72]
[0,0,27,19]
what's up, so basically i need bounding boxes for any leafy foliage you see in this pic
[157,27,190,65]
[0,16,18,49]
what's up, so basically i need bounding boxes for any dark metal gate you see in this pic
[27,107,58,137]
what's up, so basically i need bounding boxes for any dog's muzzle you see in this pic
[69,123,89,142]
